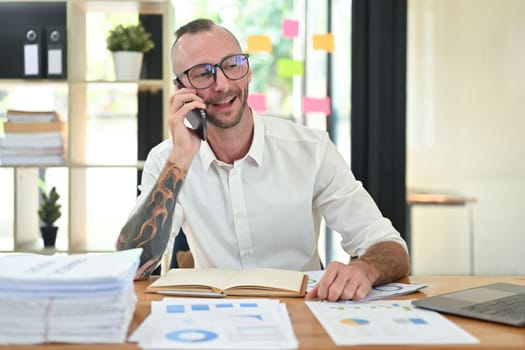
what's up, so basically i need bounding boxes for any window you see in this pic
[173,0,352,264]
[173,0,295,118]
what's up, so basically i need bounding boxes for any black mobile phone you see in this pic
[185,109,207,141]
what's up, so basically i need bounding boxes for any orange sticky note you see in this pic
[303,96,331,115]
[248,93,267,113]
[277,58,304,77]
[313,33,334,52]
[282,19,299,38]
[246,35,272,53]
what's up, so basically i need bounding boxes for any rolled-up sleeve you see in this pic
[313,137,408,257]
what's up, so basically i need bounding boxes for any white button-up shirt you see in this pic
[134,114,407,270]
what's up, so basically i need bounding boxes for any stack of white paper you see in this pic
[131,297,298,349]
[0,248,142,345]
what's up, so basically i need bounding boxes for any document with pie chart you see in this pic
[306,300,478,346]
[130,297,298,349]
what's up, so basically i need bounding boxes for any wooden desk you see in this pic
[2,276,524,349]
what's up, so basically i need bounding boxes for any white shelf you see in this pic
[0,0,173,254]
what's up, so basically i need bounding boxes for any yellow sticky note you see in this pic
[313,33,334,52]
[277,58,304,77]
[246,35,272,53]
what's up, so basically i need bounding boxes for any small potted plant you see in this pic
[106,22,155,81]
[38,186,62,247]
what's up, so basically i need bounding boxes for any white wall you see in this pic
[407,0,525,275]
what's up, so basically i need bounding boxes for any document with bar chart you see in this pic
[306,300,478,346]
[130,298,298,349]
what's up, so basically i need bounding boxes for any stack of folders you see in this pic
[0,109,67,165]
[0,248,142,345]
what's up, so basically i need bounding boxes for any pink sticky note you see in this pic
[303,96,331,115]
[248,93,267,113]
[282,19,299,38]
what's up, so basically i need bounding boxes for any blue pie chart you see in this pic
[165,329,218,343]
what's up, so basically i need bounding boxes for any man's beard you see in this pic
[206,85,249,129]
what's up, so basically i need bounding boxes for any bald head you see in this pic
[174,18,215,41]
[171,18,242,66]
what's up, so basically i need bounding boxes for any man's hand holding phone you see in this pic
[167,88,207,170]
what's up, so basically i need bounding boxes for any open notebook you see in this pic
[412,282,525,327]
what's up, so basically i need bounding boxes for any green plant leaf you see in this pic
[106,22,155,52]
[38,186,62,226]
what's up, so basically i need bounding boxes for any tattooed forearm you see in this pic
[356,241,410,285]
[117,163,186,280]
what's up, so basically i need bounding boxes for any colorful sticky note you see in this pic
[282,19,299,38]
[248,93,267,113]
[277,58,304,77]
[246,35,272,53]
[313,33,334,52]
[303,96,331,115]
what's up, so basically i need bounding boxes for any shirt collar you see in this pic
[199,112,265,171]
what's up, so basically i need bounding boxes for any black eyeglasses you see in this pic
[174,54,250,89]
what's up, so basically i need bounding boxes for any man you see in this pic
[117,18,409,302]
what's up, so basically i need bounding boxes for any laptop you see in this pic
[412,282,525,327]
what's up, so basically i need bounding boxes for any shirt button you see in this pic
[242,251,252,257]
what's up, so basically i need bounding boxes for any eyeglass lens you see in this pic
[186,54,249,89]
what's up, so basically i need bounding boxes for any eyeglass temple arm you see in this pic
[174,77,186,88]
